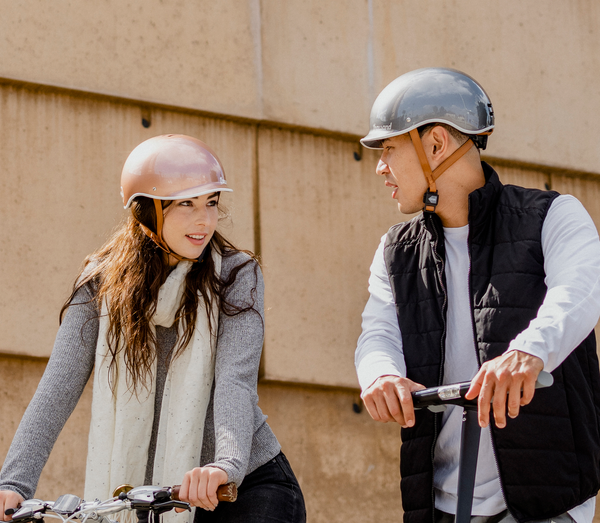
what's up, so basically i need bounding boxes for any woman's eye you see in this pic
[207,199,218,207]
[179,200,193,207]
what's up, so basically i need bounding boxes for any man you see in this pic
[355,67,600,523]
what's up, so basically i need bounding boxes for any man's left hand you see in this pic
[465,350,544,429]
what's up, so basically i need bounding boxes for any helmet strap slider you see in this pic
[137,199,202,263]
[423,190,439,214]
[408,128,475,214]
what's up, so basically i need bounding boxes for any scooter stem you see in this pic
[455,406,481,523]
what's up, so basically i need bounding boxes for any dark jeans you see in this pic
[194,452,306,523]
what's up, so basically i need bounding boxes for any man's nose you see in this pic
[376,159,389,177]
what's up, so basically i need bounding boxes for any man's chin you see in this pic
[397,201,419,216]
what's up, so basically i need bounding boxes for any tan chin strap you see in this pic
[408,128,477,213]
[138,199,200,263]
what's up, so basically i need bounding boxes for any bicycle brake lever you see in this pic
[151,500,190,514]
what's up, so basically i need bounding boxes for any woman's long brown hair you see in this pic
[60,196,259,394]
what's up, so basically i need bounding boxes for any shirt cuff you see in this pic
[356,351,406,392]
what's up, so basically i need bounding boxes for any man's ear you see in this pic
[422,125,452,168]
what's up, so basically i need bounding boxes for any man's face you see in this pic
[376,134,428,215]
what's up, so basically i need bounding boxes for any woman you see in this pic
[0,134,306,523]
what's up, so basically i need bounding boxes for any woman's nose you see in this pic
[194,207,209,224]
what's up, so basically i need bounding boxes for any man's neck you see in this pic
[435,161,486,227]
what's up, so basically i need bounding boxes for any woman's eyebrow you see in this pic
[184,192,219,200]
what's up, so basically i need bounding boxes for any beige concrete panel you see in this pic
[260,0,371,133]
[0,84,255,359]
[258,382,402,522]
[0,355,92,499]
[259,128,414,388]
[372,0,600,173]
[487,161,549,191]
[550,174,600,231]
[0,0,262,120]
[548,174,600,345]
[3,0,600,176]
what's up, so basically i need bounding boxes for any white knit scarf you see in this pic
[84,253,220,523]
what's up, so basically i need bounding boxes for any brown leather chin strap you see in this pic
[408,128,476,213]
[138,199,201,263]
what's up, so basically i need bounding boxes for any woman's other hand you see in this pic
[0,490,24,522]
[177,466,228,512]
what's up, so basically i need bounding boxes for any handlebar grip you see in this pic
[412,371,554,410]
[171,483,237,503]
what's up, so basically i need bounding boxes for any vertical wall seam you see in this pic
[253,124,262,258]
[367,0,375,104]
[250,0,264,117]
[249,0,264,379]
[253,123,266,380]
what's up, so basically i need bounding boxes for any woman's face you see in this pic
[161,192,220,265]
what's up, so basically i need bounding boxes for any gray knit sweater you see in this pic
[0,252,280,499]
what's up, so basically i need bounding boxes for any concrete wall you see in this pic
[0,84,256,358]
[1,1,600,522]
[2,1,599,171]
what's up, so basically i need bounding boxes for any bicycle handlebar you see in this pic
[5,481,238,523]
[171,483,237,503]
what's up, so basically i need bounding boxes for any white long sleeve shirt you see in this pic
[355,195,600,523]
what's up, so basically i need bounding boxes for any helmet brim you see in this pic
[124,184,233,209]
[360,122,495,150]
[360,129,406,149]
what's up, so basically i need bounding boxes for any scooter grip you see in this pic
[171,483,237,503]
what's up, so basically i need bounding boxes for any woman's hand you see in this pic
[0,490,24,522]
[176,466,229,512]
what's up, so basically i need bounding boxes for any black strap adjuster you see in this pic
[423,189,439,213]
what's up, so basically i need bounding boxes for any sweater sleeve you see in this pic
[0,285,98,499]
[202,254,264,487]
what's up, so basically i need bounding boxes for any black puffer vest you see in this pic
[384,163,600,523]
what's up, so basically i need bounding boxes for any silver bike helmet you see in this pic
[361,67,494,149]
[361,68,494,212]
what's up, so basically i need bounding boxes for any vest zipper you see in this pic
[467,228,513,520]
[430,221,447,523]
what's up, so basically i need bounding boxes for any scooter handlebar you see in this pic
[412,371,554,411]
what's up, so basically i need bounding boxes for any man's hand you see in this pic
[361,375,425,428]
[0,490,24,522]
[177,466,228,512]
[465,350,544,429]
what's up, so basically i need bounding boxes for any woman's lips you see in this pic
[186,234,206,246]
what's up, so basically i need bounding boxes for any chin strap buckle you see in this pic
[423,189,439,213]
